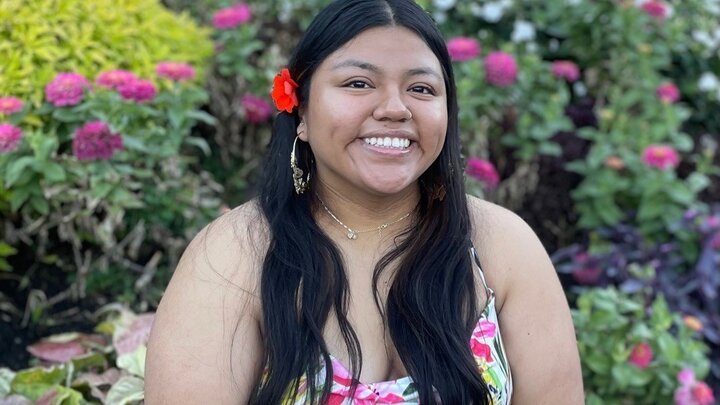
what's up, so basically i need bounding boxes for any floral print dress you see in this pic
[270,248,513,404]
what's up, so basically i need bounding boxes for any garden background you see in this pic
[0,0,718,404]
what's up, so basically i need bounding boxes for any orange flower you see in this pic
[271,68,298,113]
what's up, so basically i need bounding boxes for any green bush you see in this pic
[0,0,213,106]
[573,287,711,404]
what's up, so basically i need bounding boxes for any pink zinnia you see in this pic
[466,158,500,189]
[0,97,24,115]
[642,144,680,169]
[640,1,668,20]
[95,69,138,90]
[628,342,653,368]
[241,94,272,124]
[45,72,90,107]
[118,79,157,103]
[447,37,481,62]
[551,61,580,82]
[0,123,23,153]
[675,368,716,405]
[156,62,196,81]
[657,83,680,103]
[484,52,518,87]
[212,3,252,29]
[72,121,124,161]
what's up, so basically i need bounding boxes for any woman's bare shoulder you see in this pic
[145,199,268,404]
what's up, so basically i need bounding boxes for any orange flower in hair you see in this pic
[271,68,299,113]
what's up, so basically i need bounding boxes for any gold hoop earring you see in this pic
[291,136,310,194]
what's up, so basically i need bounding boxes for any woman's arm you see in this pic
[470,197,584,404]
[145,205,265,404]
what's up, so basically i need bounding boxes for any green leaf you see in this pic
[9,187,32,212]
[185,110,217,126]
[117,345,146,378]
[11,366,66,401]
[29,196,50,215]
[5,156,35,187]
[0,368,15,397]
[41,161,66,182]
[0,243,17,257]
[183,136,210,156]
[105,376,144,405]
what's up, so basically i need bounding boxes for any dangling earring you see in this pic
[290,135,310,194]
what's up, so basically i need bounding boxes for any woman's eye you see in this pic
[410,85,435,95]
[346,80,370,89]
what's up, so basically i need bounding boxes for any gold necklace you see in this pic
[315,194,411,240]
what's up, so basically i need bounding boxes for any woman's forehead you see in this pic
[318,26,443,76]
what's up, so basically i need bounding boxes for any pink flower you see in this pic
[95,69,138,90]
[628,342,653,368]
[72,121,124,161]
[466,157,500,189]
[0,97,24,115]
[551,60,580,82]
[241,94,272,124]
[675,368,716,405]
[212,3,252,29]
[471,339,494,363]
[642,144,680,169]
[473,320,497,339]
[640,1,668,20]
[118,79,157,103]
[447,37,481,62]
[156,62,196,81]
[0,123,23,153]
[45,72,90,107]
[657,83,680,103]
[484,52,518,87]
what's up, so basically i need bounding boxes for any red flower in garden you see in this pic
[0,96,24,115]
[641,144,680,169]
[656,83,680,103]
[628,342,653,368]
[640,1,668,21]
[466,157,500,189]
[0,123,23,153]
[551,60,580,82]
[45,72,90,107]
[156,62,196,81]
[484,52,518,87]
[271,68,299,113]
[73,121,124,161]
[212,3,252,29]
[447,37,481,62]
[241,94,272,124]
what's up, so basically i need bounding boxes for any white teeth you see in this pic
[363,137,412,149]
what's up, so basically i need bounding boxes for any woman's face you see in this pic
[299,26,448,197]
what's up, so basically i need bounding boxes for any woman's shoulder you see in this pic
[465,194,551,310]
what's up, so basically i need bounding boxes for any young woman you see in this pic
[145,0,584,403]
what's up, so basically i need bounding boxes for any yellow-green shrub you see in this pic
[0,0,213,105]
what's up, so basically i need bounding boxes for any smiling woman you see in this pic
[144,1,584,404]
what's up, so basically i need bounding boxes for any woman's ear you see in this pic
[297,112,308,142]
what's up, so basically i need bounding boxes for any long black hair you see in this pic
[254,0,490,403]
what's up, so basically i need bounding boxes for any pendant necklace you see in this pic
[315,193,411,240]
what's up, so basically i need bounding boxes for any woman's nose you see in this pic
[372,90,412,122]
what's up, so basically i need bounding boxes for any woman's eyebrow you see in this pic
[331,59,442,80]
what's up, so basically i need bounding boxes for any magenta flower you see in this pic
[447,37,481,62]
[0,97,24,115]
[628,342,653,369]
[118,79,157,103]
[241,94,272,124]
[466,157,500,189]
[484,52,518,87]
[95,69,138,90]
[640,1,668,20]
[156,62,196,81]
[212,3,252,29]
[551,60,580,82]
[675,368,716,405]
[657,83,680,103]
[642,144,680,169]
[0,123,23,153]
[72,121,124,161]
[45,72,90,107]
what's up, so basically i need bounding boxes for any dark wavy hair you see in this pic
[253,0,490,403]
